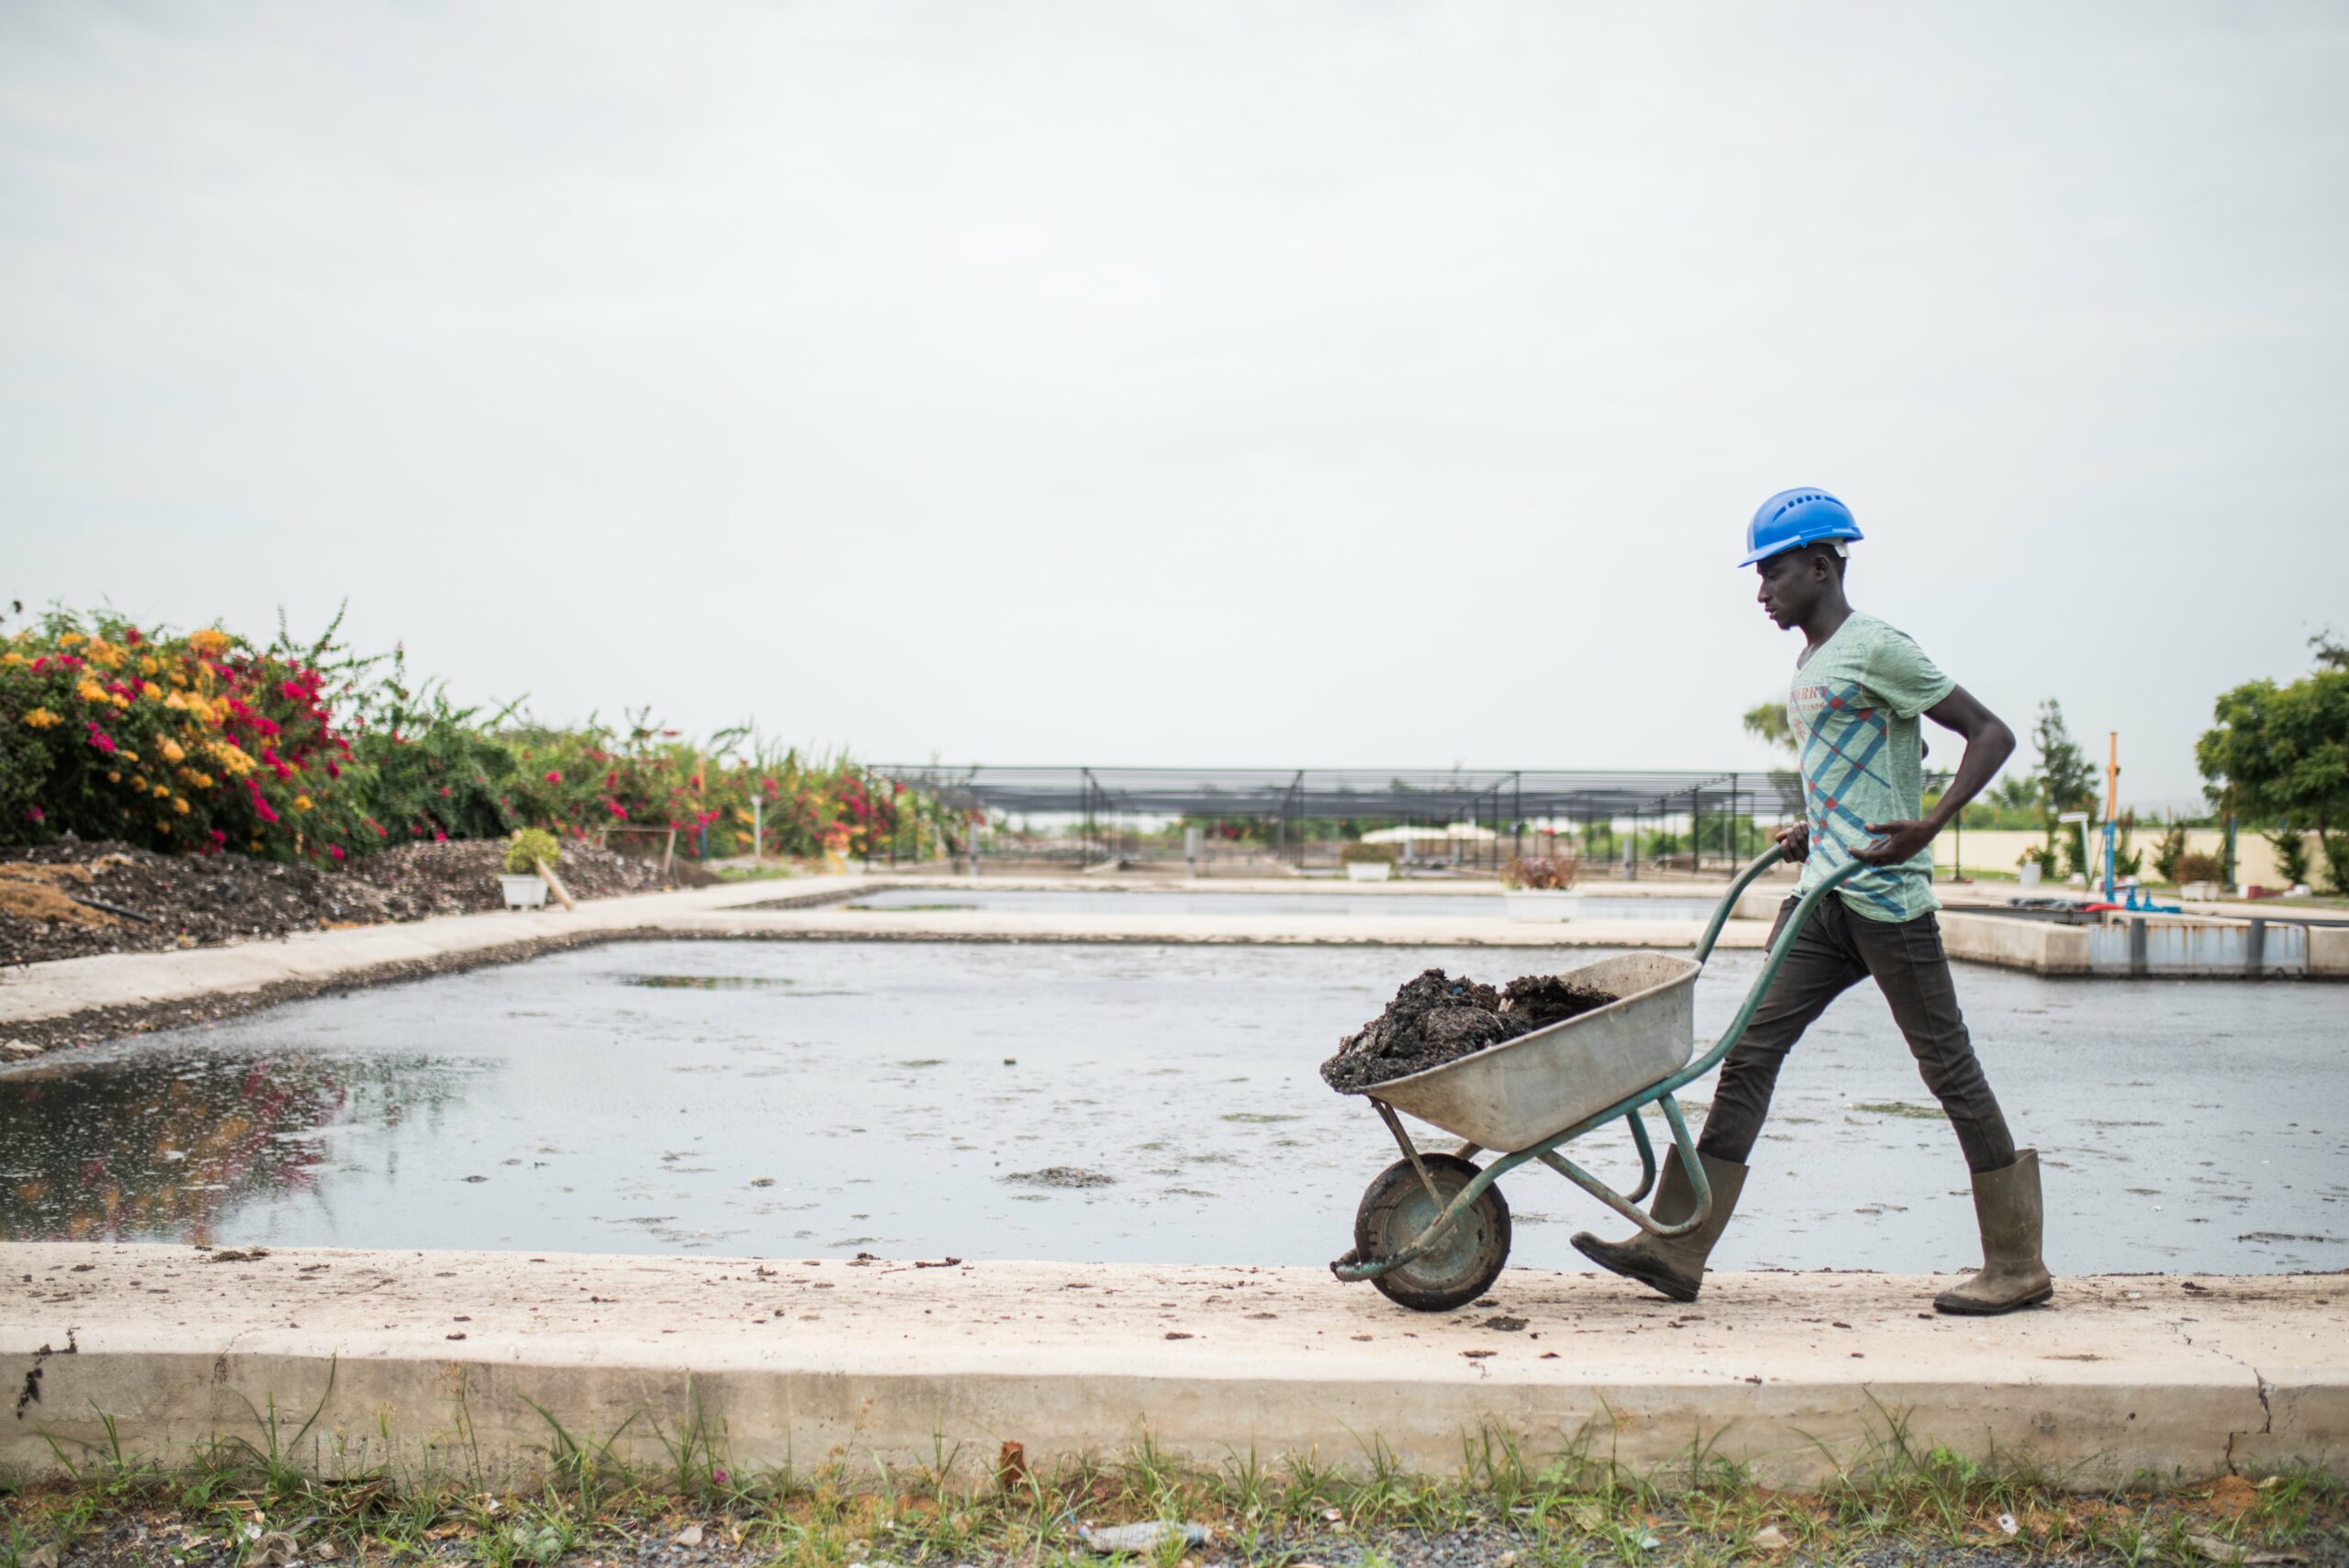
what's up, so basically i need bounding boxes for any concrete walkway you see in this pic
[6,1244,2340,1487]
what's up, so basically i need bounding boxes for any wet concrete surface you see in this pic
[1,939,2340,1274]
[841,887,1730,920]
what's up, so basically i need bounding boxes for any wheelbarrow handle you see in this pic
[1672,849,1862,1092]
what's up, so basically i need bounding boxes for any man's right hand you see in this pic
[1775,822,1811,863]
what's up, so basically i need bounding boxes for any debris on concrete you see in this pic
[1076,1521,1211,1552]
[1320,968,1615,1092]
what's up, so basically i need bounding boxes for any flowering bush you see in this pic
[1500,854,1583,890]
[2,608,357,857]
[2,606,958,867]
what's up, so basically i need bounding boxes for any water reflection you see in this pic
[0,1050,473,1244]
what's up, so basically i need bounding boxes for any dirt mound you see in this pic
[0,840,402,966]
[1320,967,1615,1093]
[344,840,670,917]
[2,837,684,967]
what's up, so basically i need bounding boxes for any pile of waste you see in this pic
[0,840,404,965]
[0,837,689,966]
[1320,967,1615,1093]
[342,839,675,917]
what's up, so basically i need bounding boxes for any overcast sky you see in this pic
[5,1,2343,806]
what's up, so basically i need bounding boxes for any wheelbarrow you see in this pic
[1329,846,1859,1311]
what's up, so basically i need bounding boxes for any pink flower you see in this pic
[86,723,117,754]
[544,770,562,784]
[26,806,44,823]
[433,829,447,841]
[327,844,345,861]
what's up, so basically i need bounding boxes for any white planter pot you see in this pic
[498,873,549,909]
[2017,862,2043,889]
[1504,888,1583,922]
[1345,862,1395,882]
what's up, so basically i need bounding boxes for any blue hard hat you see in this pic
[1740,487,1862,567]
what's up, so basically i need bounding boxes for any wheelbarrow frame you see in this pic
[1330,846,1859,1284]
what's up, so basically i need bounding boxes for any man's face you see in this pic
[1754,548,1829,628]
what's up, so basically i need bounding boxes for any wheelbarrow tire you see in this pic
[1353,1152,1511,1313]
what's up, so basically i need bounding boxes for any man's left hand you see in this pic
[1856,820,1939,865]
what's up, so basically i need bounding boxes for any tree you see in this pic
[1742,700,1796,755]
[2031,699,2098,869]
[2197,647,2349,895]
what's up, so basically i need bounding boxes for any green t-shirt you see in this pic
[1787,612,1955,922]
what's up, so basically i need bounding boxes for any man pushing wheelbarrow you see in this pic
[1327,488,2051,1318]
[1572,488,2054,1317]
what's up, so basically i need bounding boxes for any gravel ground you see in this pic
[22,1517,2345,1568]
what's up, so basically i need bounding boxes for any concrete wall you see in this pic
[1934,827,2323,890]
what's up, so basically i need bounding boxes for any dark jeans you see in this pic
[1696,894,2019,1174]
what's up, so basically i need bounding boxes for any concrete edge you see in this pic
[13,1345,2338,1492]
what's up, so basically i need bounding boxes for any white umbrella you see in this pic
[1360,825,1447,844]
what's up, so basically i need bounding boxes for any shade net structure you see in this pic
[866,764,1954,877]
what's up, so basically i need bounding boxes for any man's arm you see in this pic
[1853,684,2016,867]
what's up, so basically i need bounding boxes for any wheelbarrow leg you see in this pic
[1371,1097,1447,1207]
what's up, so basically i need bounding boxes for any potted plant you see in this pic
[1500,854,1583,919]
[1340,841,1399,882]
[499,828,562,909]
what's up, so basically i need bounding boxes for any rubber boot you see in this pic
[1570,1151,1747,1303]
[1933,1149,2054,1316]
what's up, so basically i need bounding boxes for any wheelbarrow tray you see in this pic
[1349,952,1700,1151]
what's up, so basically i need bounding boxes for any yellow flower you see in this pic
[151,783,171,798]
[86,639,124,670]
[77,679,108,704]
[190,628,231,658]
[20,707,60,728]
[160,738,185,762]
[118,750,139,764]
[294,795,314,812]
[110,693,130,708]
[107,770,121,784]
[173,796,190,814]
[56,631,83,648]
[2,651,24,666]
[131,775,149,791]
[140,681,162,700]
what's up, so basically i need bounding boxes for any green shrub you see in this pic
[2266,828,2312,887]
[1339,841,1398,866]
[504,828,562,873]
[2150,820,2190,883]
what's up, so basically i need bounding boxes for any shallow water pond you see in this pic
[2,940,2341,1274]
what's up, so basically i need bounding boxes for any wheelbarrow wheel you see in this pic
[1353,1152,1511,1313]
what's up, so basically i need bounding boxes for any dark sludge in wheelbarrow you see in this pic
[1319,967,1616,1093]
